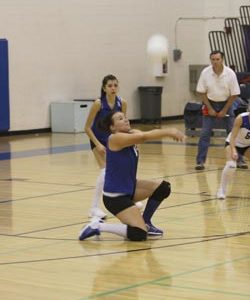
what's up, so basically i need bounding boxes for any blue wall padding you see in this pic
[0,39,10,131]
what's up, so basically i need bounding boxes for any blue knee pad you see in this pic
[127,226,147,241]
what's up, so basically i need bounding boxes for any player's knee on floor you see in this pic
[151,180,171,202]
[127,225,147,241]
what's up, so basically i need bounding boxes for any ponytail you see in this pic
[97,111,116,133]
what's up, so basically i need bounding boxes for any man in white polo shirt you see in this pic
[195,50,241,170]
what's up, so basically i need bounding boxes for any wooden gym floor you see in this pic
[0,120,249,300]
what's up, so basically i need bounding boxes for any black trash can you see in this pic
[138,86,163,123]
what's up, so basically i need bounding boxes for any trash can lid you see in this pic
[138,86,163,94]
[138,86,163,89]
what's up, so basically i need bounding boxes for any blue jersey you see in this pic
[104,144,139,196]
[91,96,122,146]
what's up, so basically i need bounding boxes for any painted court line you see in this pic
[79,255,250,299]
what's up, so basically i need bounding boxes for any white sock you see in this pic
[91,168,105,209]
[99,223,127,238]
[219,160,236,193]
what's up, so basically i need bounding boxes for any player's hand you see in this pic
[231,149,238,161]
[170,128,186,142]
[96,144,106,155]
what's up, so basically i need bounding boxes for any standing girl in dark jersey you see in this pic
[84,75,127,219]
[79,111,185,241]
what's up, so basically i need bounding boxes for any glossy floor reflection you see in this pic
[0,121,249,300]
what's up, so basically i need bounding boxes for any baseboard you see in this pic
[185,128,227,137]
[162,115,184,121]
[131,115,184,124]
[0,115,184,136]
[0,128,51,136]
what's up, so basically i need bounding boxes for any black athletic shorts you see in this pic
[103,194,135,215]
[90,139,107,150]
[225,142,250,156]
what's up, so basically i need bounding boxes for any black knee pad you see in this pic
[127,226,147,241]
[151,180,171,202]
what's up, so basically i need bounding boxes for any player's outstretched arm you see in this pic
[109,128,185,151]
[143,128,185,142]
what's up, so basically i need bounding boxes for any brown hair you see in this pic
[97,111,117,133]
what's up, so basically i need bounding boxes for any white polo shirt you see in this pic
[196,65,240,102]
